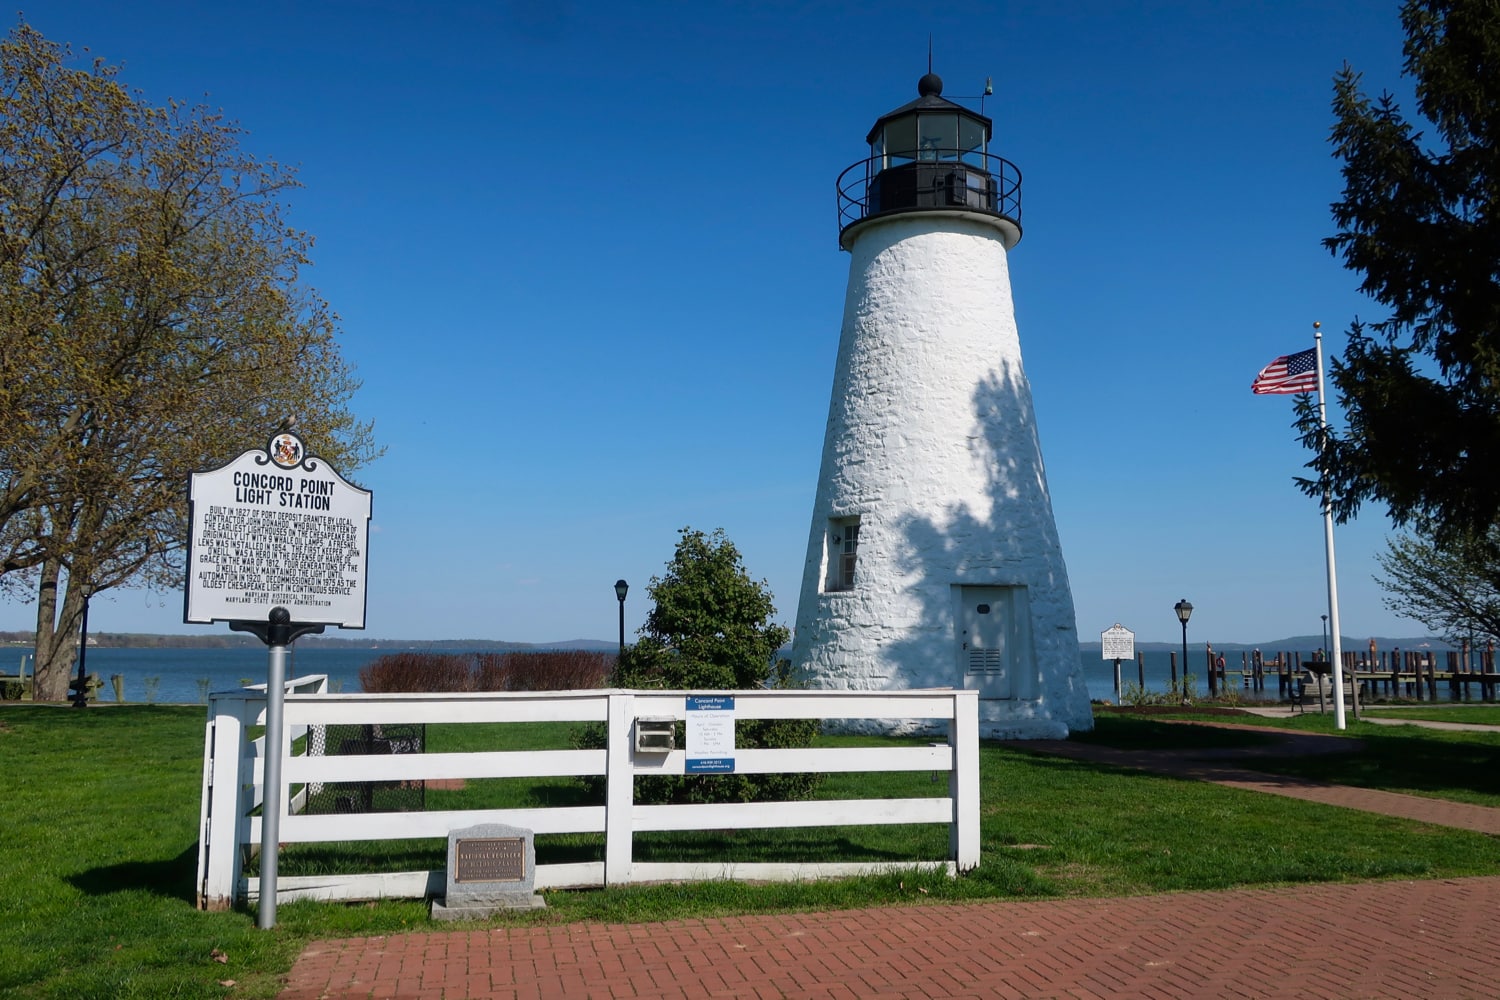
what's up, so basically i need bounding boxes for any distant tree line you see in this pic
[0,630,616,651]
[0,630,252,649]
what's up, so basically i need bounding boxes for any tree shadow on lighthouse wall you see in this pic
[880,361,1090,726]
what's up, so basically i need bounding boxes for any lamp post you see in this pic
[70,586,93,709]
[614,579,629,658]
[1321,614,1329,657]
[1174,599,1193,700]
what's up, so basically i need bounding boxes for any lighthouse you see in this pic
[792,71,1091,739]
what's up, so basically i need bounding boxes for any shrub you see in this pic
[1120,682,1171,707]
[580,528,821,806]
[359,652,475,693]
[359,650,614,693]
[476,651,612,691]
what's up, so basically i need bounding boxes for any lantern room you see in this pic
[868,72,989,167]
[836,72,1022,250]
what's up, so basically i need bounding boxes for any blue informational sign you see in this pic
[685,757,735,774]
[686,695,735,773]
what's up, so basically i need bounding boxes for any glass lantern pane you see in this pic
[883,115,917,164]
[918,114,958,161]
[959,116,986,163]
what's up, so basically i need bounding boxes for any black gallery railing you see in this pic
[836,150,1022,242]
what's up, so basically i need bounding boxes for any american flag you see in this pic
[1251,348,1317,394]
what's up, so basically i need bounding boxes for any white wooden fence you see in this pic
[195,686,980,911]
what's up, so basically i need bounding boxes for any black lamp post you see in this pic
[614,579,629,658]
[1174,599,1193,699]
[71,586,93,709]
[1321,614,1329,657]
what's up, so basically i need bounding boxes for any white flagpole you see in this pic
[1313,322,1347,730]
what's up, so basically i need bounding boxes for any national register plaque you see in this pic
[455,837,526,883]
[184,431,372,628]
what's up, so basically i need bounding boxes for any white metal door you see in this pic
[958,586,1013,699]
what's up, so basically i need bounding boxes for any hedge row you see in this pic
[358,650,613,693]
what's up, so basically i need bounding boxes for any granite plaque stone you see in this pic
[431,822,545,920]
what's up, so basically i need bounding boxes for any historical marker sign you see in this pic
[184,431,371,628]
[1102,624,1135,661]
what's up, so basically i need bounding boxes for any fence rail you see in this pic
[196,687,980,910]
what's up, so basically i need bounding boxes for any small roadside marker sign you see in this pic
[1102,624,1135,661]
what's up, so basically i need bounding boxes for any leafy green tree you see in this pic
[615,527,790,690]
[0,23,376,699]
[610,527,817,804]
[1376,526,1500,644]
[1296,0,1500,548]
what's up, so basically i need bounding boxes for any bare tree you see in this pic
[1375,527,1500,645]
[0,24,377,698]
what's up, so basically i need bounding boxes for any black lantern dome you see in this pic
[837,73,1021,250]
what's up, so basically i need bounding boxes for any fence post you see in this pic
[197,694,253,911]
[950,691,980,871]
[604,692,635,886]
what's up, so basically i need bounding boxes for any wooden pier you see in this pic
[1158,646,1500,704]
[1254,648,1499,703]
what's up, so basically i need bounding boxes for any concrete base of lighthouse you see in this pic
[792,212,1092,740]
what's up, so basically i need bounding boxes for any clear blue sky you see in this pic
[8,1,1428,645]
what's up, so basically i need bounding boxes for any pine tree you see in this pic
[1298,0,1500,549]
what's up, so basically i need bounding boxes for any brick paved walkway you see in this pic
[282,876,1500,999]
[280,722,1500,999]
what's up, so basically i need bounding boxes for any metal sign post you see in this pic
[185,430,372,929]
[231,607,323,929]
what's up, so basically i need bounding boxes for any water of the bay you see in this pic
[4,646,1304,706]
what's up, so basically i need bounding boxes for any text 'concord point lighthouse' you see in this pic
[792,70,1092,739]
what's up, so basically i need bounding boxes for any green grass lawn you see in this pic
[1093,707,1500,808]
[1362,704,1500,725]
[4,703,1500,999]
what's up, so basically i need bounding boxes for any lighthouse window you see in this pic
[958,117,986,164]
[825,516,861,593]
[882,116,917,165]
[917,114,958,161]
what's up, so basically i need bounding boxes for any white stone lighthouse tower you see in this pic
[793,72,1091,739]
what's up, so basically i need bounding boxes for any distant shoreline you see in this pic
[0,633,615,652]
[2,632,1450,653]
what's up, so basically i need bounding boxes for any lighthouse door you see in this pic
[956,585,1035,700]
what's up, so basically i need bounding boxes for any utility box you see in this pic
[634,717,676,753]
